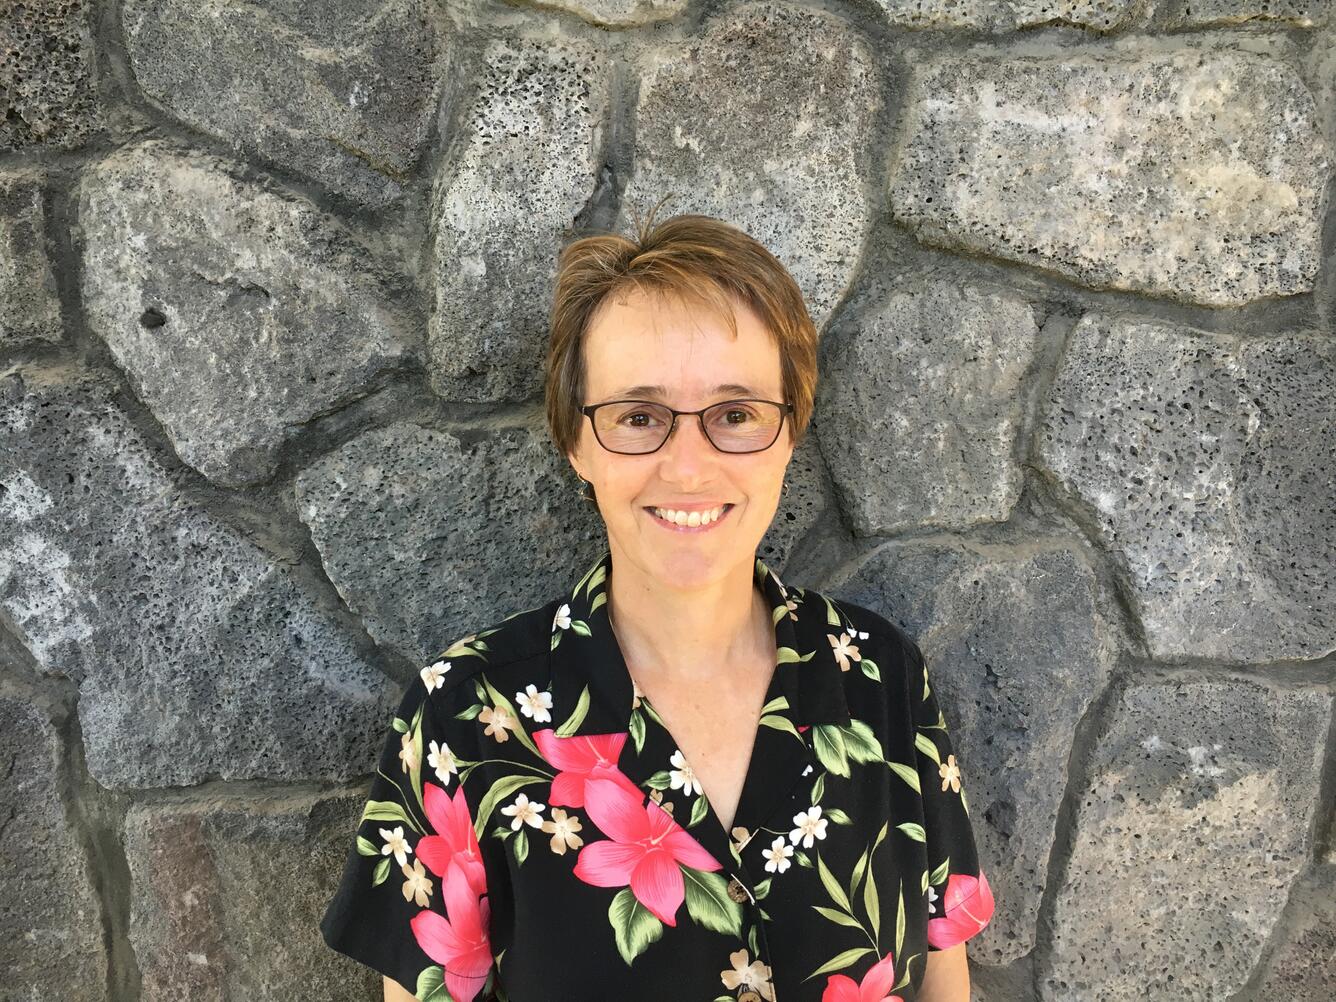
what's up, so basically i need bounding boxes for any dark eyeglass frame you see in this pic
[579,398,795,455]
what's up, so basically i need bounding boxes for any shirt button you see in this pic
[726,876,753,904]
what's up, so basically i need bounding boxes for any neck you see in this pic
[604,541,771,685]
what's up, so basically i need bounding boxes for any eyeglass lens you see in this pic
[592,401,784,454]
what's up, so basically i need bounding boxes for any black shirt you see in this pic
[320,548,994,1001]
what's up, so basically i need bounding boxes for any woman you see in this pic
[320,207,995,1001]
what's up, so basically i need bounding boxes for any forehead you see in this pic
[582,288,783,401]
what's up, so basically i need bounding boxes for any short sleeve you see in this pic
[320,671,498,1002]
[906,636,996,952]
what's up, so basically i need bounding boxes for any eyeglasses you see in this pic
[579,398,794,455]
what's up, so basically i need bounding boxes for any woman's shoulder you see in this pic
[790,582,923,668]
[410,596,563,713]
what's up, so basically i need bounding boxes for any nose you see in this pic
[658,410,719,467]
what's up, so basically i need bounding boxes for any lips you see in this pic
[644,503,734,531]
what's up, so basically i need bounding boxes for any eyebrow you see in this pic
[600,383,765,402]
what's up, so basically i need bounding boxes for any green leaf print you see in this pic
[805,946,875,980]
[865,862,882,944]
[849,848,869,899]
[887,761,921,795]
[409,702,426,815]
[570,620,591,637]
[513,828,528,865]
[455,703,483,721]
[687,792,709,828]
[361,799,419,833]
[825,807,852,825]
[554,684,590,737]
[628,708,646,753]
[608,887,665,965]
[915,731,941,765]
[759,713,804,742]
[813,904,863,930]
[842,719,885,764]
[776,646,815,664]
[859,657,881,682]
[812,725,851,777]
[415,965,450,1002]
[391,716,408,734]
[822,594,841,627]
[590,590,607,614]
[895,881,906,960]
[760,695,789,715]
[897,822,926,843]
[816,854,853,914]
[356,835,378,857]
[643,770,673,790]
[930,856,951,886]
[371,856,391,887]
[681,867,744,935]
[811,772,826,804]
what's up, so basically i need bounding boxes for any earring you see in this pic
[782,480,789,497]
[577,478,595,503]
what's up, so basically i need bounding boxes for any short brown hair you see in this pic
[544,200,818,461]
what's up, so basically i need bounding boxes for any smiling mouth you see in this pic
[644,503,735,530]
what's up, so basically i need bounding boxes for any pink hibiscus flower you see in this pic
[416,782,486,897]
[571,774,720,926]
[533,729,641,807]
[410,861,493,1002]
[926,871,995,950]
[821,950,902,1002]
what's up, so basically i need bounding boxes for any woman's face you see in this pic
[567,287,795,592]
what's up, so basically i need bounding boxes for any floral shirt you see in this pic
[320,549,995,1002]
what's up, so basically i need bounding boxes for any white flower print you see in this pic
[401,858,432,906]
[720,948,776,1001]
[515,683,553,723]
[789,806,828,848]
[379,825,412,866]
[855,629,869,640]
[552,603,571,631]
[669,749,703,797]
[398,731,418,773]
[927,884,939,914]
[419,659,450,691]
[500,792,546,831]
[763,835,794,874]
[427,739,458,785]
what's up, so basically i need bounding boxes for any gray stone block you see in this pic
[891,49,1330,307]
[830,539,1117,965]
[0,0,102,150]
[759,432,839,575]
[1165,0,1328,27]
[623,0,881,332]
[871,0,1142,31]
[814,278,1040,536]
[1038,315,1336,663]
[0,693,107,999]
[121,0,446,206]
[0,171,62,349]
[1040,678,1333,1001]
[0,369,399,789]
[295,422,606,665]
[508,0,686,27]
[428,36,610,403]
[1250,863,1336,1000]
[78,140,416,489]
[124,790,379,1001]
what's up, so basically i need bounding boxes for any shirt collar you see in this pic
[545,547,851,738]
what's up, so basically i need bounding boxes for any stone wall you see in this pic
[1,0,1333,999]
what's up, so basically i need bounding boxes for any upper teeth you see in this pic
[653,505,727,526]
